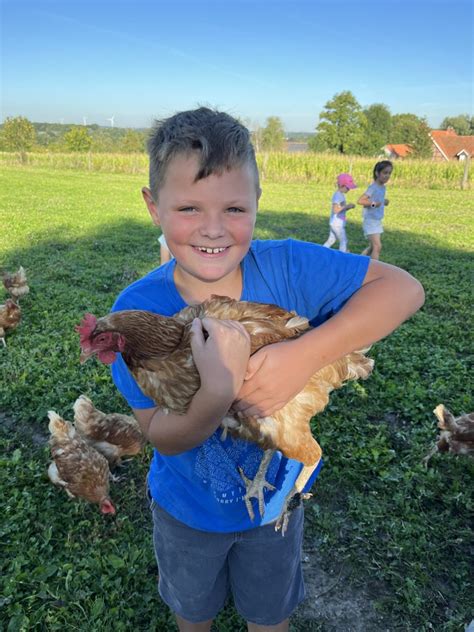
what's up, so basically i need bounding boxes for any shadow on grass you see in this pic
[1,210,472,631]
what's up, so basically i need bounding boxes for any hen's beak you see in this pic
[79,350,93,364]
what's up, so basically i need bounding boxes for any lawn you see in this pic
[1,165,473,631]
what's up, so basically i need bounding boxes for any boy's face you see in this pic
[143,152,259,298]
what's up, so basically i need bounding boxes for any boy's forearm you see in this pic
[297,263,425,373]
[147,387,233,455]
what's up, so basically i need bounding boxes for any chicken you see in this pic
[47,410,116,514]
[424,404,474,465]
[2,266,29,301]
[77,295,373,531]
[0,299,21,347]
[73,394,146,466]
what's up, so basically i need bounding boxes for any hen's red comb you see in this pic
[76,313,98,346]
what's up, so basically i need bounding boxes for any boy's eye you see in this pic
[227,207,244,213]
[178,207,197,213]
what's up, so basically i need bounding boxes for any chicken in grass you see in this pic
[73,394,146,466]
[2,266,29,301]
[424,404,474,465]
[0,299,21,347]
[47,410,116,514]
[77,295,373,532]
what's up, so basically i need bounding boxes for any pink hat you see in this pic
[337,173,357,189]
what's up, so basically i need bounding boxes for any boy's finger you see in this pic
[190,318,204,349]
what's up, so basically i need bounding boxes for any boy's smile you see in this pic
[143,152,259,303]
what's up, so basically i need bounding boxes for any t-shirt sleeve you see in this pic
[332,191,344,206]
[285,240,370,326]
[111,355,156,409]
[364,183,375,199]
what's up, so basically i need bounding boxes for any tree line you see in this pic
[1,91,472,161]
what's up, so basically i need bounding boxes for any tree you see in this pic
[361,103,392,155]
[1,116,36,163]
[440,114,473,136]
[391,113,432,158]
[261,117,285,151]
[312,91,366,154]
[64,126,93,152]
[121,129,146,153]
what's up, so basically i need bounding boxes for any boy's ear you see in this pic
[142,187,160,226]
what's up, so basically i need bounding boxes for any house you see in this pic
[383,143,412,159]
[430,127,474,161]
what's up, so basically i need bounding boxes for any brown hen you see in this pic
[2,266,29,301]
[73,394,146,466]
[77,295,373,531]
[0,299,21,346]
[423,404,474,465]
[47,410,116,514]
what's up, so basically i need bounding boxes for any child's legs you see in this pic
[229,505,305,626]
[336,224,348,252]
[367,233,382,259]
[150,502,232,625]
[323,227,337,248]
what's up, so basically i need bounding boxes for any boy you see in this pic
[111,107,424,631]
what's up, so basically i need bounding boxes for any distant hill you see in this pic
[27,122,149,150]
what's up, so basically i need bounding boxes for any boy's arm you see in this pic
[133,317,250,454]
[234,260,424,417]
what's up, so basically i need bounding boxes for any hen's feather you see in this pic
[79,295,373,466]
[2,266,29,301]
[73,395,146,464]
[48,411,115,512]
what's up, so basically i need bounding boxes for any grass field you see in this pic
[1,165,473,631]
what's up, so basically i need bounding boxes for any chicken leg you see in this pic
[274,460,321,536]
[239,449,276,521]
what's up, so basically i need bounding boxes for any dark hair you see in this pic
[373,160,393,180]
[147,107,259,200]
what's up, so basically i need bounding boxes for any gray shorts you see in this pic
[149,499,305,624]
[363,217,384,236]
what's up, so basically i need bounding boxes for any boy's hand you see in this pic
[233,340,313,417]
[191,317,251,401]
[347,203,356,210]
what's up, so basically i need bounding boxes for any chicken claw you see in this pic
[238,449,276,521]
[274,491,312,536]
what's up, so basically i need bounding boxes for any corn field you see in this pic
[0,150,469,189]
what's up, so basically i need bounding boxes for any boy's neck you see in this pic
[173,265,243,304]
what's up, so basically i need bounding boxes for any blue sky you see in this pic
[1,0,472,132]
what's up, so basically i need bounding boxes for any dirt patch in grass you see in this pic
[293,534,391,632]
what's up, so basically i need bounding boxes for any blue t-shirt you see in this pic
[111,239,370,532]
[363,183,386,221]
[330,190,347,223]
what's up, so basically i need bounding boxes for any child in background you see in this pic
[358,160,393,259]
[158,232,172,264]
[110,108,424,631]
[323,173,357,253]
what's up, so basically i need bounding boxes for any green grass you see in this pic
[1,165,473,631]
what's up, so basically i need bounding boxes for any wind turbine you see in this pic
[106,115,115,128]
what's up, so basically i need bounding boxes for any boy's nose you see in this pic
[199,215,225,239]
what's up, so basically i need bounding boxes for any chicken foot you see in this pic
[274,461,320,536]
[239,449,276,521]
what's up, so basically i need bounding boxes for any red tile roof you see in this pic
[385,143,412,157]
[430,130,474,160]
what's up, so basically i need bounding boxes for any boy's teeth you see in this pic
[197,247,226,254]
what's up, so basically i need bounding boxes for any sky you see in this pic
[1,0,473,132]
